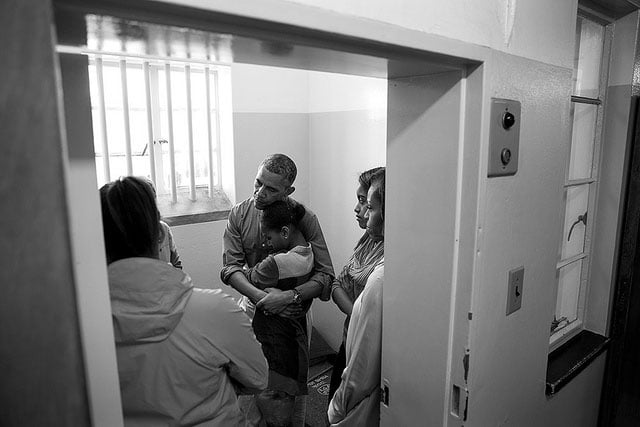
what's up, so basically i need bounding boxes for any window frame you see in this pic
[550,12,613,351]
[85,51,233,223]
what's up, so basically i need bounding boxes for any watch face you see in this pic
[293,289,302,304]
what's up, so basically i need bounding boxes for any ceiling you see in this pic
[582,0,639,20]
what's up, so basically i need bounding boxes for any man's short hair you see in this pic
[260,153,297,185]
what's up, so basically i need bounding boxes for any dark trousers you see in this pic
[328,342,346,401]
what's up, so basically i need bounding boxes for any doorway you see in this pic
[599,97,640,426]
[54,1,484,425]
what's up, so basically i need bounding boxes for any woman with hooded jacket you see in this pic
[101,176,268,426]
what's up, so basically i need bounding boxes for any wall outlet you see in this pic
[506,266,524,315]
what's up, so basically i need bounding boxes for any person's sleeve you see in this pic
[246,255,280,290]
[221,207,246,284]
[300,211,335,300]
[332,260,355,300]
[210,291,268,393]
[167,226,183,269]
[327,268,383,424]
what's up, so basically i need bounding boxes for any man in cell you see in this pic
[221,153,335,426]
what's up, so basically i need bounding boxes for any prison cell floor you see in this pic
[305,328,336,427]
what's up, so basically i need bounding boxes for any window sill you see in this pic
[158,187,231,226]
[549,319,582,352]
[545,329,609,396]
[164,210,229,226]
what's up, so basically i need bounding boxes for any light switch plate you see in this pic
[506,266,524,316]
[488,98,521,177]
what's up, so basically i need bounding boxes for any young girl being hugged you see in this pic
[245,199,315,426]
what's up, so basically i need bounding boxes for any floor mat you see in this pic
[305,362,333,427]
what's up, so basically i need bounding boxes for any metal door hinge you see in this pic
[380,383,390,406]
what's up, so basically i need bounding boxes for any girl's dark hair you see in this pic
[100,176,160,264]
[369,169,386,218]
[261,199,306,231]
[359,166,385,191]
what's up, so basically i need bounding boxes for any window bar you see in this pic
[185,64,196,201]
[205,67,215,194]
[95,57,111,181]
[213,70,223,188]
[57,45,230,68]
[119,59,133,175]
[557,252,588,270]
[143,61,157,185]
[165,63,177,203]
[570,95,601,105]
[564,178,596,188]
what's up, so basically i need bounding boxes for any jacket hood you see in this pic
[108,257,193,344]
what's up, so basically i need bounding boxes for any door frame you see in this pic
[599,96,640,425]
[53,1,487,425]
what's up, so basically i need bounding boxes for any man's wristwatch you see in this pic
[291,288,302,304]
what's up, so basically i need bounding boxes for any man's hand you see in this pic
[256,288,300,317]
[228,271,267,305]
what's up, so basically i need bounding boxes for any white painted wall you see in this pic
[157,0,577,69]
[170,220,230,289]
[301,0,579,69]
[467,51,576,426]
[288,0,577,69]
[308,72,387,349]
[230,63,311,204]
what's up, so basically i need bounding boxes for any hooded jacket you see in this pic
[109,257,268,426]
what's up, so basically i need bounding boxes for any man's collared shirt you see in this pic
[221,197,335,298]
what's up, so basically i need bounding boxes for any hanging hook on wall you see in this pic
[568,211,588,241]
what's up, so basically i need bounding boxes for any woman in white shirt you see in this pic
[328,169,385,426]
